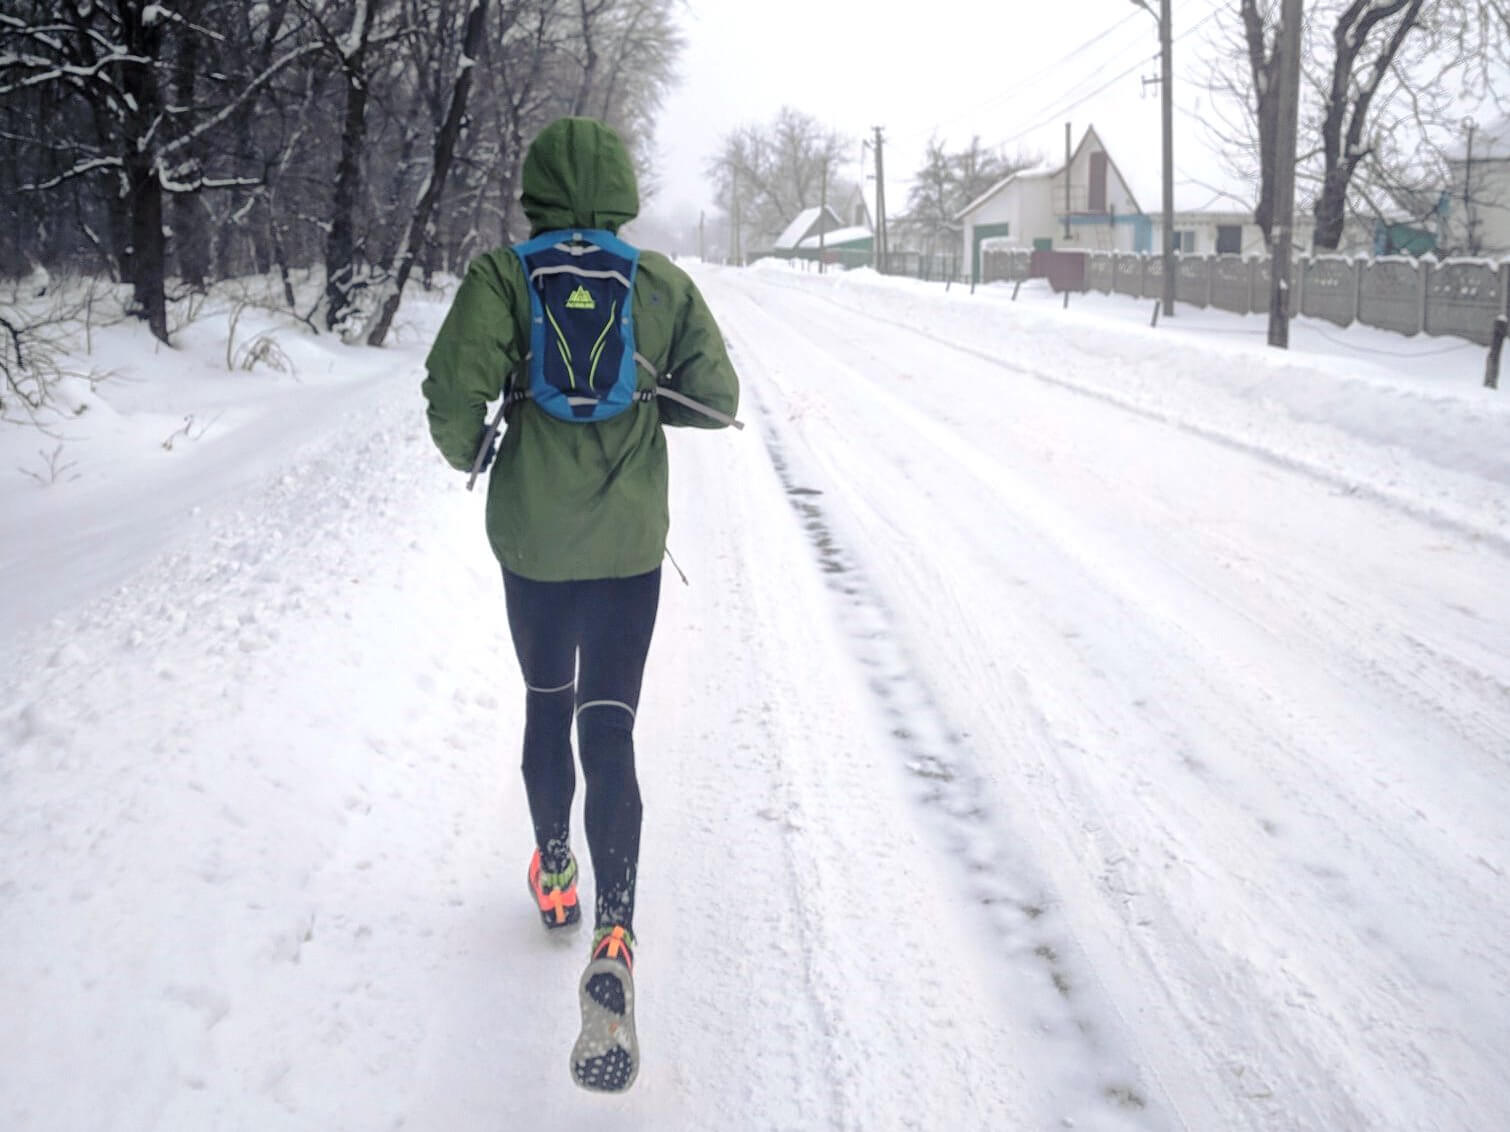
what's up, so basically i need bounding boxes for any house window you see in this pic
[1172,230,1197,253]
[1089,151,1108,213]
[1216,225,1242,254]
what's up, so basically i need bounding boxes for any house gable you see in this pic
[772,205,845,251]
[1061,124,1143,217]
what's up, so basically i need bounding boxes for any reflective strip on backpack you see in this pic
[529,264,634,289]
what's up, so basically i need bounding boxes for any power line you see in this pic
[991,52,1157,150]
[984,0,1228,153]
[927,10,1147,132]
[915,0,1226,150]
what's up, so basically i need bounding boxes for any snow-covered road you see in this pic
[703,266,1510,1131]
[3,264,1507,1131]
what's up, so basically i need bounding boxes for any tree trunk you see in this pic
[367,0,489,346]
[1312,166,1352,250]
[272,221,298,310]
[172,25,211,291]
[1241,0,1281,246]
[120,8,169,344]
[325,75,372,331]
[124,152,169,344]
[570,0,603,115]
[1310,0,1425,251]
[325,0,381,333]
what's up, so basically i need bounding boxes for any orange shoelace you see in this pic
[530,851,579,925]
[594,925,634,973]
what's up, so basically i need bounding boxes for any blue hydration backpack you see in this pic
[466,228,743,489]
[510,228,643,422]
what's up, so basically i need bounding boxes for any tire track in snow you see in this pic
[728,343,1170,1130]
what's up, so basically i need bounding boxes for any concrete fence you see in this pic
[981,247,1510,346]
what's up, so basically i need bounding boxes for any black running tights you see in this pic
[502,567,661,934]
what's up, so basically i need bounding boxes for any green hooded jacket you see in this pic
[422,118,740,581]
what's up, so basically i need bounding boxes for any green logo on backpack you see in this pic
[565,285,596,310]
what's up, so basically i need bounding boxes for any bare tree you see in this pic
[567,0,615,115]
[709,107,850,248]
[1311,0,1428,249]
[1,1,325,341]
[905,134,1037,252]
[366,0,489,345]
[300,0,390,332]
[485,0,572,244]
[0,0,686,357]
[1207,0,1507,250]
[589,0,682,200]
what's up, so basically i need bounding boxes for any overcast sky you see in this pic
[639,0,1247,237]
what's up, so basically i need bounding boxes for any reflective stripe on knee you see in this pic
[527,679,575,695]
[576,699,636,722]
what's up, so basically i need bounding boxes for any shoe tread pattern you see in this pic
[570,959,638,1092]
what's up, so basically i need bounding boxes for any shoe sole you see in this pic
[570,957,638,1092]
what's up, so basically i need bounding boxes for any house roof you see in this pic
[954,165,1040,223]
[772,205,842,250]
[954,124,1156,222]
[798,225,872,248]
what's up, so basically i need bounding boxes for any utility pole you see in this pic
[1133,0,1176,317]
[1064,122,1073,242]
[872,126,888,273]
[1159,0,1175,317]
[1463,116,1478,255]
[819,162,828,273]
[1268,0,1304,348]
[698,210,705,262]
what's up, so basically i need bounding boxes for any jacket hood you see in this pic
[520,117,640,234]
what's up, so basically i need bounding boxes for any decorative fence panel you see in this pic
[1424,261,1506,345]
[980,248,1032,284]
[1088,254,1115,294]
[1175,255,1212,308]
[1142,255,1165,300]
[1074,252,1507,345]
[1113,254,1143,298]
[760,243,1509,347]
[1210,256,1256,315]
[1358,259,1424,336]
[1300,257,1360,327]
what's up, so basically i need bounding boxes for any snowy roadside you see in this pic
[0,282,454,640]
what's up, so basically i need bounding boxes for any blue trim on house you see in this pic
[1055,212,1154,252]
[1063,213,1145,226]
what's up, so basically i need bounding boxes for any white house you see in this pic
[955,125,1145,281]
[770,205,845,253]
[1146,211,1260,257]
[1148,208,1384,258]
